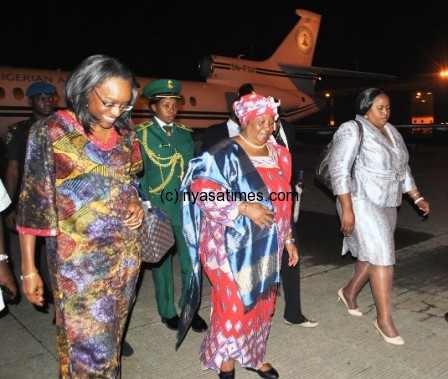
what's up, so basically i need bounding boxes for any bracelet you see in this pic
[0,254,9,262]
[242,202,248,216]
[20,270,38,281]
[130,186,141,199]
[285,238,295,244]
[414,197,424,204]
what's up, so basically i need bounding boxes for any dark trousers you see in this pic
[151,224,192,318]
[280,227,305,324]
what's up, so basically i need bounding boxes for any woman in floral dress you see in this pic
[17,55,144,378]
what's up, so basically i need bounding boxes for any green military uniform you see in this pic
[137,119,194,224]
[136,79,195,320]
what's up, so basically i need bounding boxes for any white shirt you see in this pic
[227,118,241,137]
[277,123,289,150]
[269,123,289,150]
[154,116,173,132]
[0,179,11,212]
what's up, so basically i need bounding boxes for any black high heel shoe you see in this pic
[218,369,235,379]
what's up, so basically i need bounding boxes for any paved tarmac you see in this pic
[1,141,447,379]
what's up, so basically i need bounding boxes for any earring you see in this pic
[364,115,368,118]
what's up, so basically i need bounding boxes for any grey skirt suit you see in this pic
[329,115,416,265]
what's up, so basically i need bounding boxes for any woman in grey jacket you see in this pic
[329,88,430,345]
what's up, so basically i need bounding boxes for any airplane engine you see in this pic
[198,55,214,79]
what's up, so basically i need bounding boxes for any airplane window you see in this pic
[0,87,4,100]
[189,97,197,107]
[13,87,24,100]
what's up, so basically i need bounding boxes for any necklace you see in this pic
[239,134,266,149]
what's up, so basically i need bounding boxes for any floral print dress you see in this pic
[17,110,143,378]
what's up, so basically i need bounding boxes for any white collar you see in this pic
[155,116,173,128]
[277,124,289,149]
[227,118,241,137]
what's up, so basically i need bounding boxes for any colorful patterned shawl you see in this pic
[176,139,284,348]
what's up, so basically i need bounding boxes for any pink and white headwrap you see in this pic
[233,93,280,125]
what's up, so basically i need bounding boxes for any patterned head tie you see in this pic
[233,93,280,125]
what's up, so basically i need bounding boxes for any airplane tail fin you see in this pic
[267,9,321,67]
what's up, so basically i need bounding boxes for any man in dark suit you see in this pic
[275,115,318,327]
[201,112,240,152]
[240,81,318,326]
[201,94,240,153]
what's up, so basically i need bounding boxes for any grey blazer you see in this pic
[329,115,416,207]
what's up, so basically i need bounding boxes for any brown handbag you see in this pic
[138,199,175,263]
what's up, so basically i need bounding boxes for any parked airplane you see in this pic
[0,9,394,139]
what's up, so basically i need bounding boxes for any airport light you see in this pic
[325,92,335,126]
[440,69,448,78]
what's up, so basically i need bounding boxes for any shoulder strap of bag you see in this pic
[352,120,364,172]
[354,120,363,153]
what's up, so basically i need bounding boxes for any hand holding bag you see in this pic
[133,184,175,263]
[315,120,363,192]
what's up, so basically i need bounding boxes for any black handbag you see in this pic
[315,120,363,192]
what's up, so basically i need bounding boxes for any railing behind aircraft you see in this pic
[191,124,447,155]
[291,124,448,145]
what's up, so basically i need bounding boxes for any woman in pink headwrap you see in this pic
[177,93,299,379]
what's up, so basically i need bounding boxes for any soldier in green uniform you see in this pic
[136,79,208,333]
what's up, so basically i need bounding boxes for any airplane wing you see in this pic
[281,64,397,80]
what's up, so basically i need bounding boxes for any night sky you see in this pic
[1,0,446,83]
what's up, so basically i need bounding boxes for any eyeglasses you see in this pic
[93,89,133,112]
